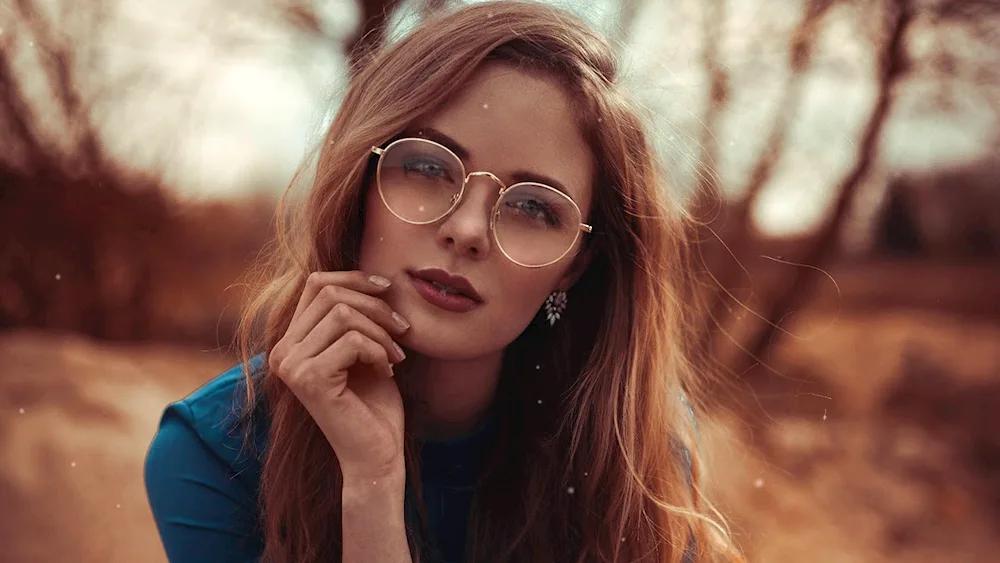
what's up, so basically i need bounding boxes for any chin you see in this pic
[387,289,532,361]
[398,328,498,361]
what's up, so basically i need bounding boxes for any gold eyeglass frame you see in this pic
[370,137,593,268]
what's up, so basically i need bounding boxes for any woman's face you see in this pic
[358,62,595,360]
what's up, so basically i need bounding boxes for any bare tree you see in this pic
[730,0,1000,383]
[344,0,459,70]
[735,0,916,379]
[693,0,730,204]
[0,0,170,340]
[679,0,1000,436]
[695,0,837,359]
[1,0,108,178]
[346,0,406,69]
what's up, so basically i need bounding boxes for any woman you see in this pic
[144,2,740,562]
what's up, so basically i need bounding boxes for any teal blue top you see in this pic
[144,359,495,563]
[144,359,695,562]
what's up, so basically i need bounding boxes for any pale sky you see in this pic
[85,0,998,237]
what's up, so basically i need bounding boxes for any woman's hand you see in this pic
[268,271,410,484]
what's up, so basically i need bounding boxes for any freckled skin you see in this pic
[358,62,594,361]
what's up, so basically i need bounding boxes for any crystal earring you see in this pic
[543,290,568,326]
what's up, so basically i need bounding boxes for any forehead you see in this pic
[416,63,594,210]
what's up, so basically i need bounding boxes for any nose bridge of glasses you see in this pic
[442,170,503,225]
[465,170,506,194]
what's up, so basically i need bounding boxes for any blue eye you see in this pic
[505,197,561,227]
[403,158,452,181]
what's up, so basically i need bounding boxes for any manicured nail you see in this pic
[392,312,410,330]
[368,275,391,288]
[392,342,406,362]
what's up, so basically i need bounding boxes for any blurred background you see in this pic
[1,0,998,561]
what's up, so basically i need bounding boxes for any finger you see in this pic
[281,330,393,404]
[286,284,409,345]
[296,303,405,364]
[291,270,393,324]
[318,330,395,383]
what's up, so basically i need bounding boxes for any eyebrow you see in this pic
[404,126,575,198]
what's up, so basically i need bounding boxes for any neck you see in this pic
[400,350,503,441]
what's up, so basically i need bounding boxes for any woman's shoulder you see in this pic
[174,356,262,418]
[149,355,269,479]
[144,356,269,560]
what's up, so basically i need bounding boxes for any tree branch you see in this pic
[691,0,729,214]
[0,49,48,176]
[12,0,106,174]
[735,0,915,378]
[697,0,835,355]
[346,0,405,72]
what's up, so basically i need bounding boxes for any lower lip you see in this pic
[408,274,482,313]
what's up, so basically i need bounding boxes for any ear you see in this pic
[555,244,593,292]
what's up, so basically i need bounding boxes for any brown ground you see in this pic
[1,305,998,562]
[710,308,1000,562]
[0,332,231,563]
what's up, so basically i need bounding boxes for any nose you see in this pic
[435,173,500,260]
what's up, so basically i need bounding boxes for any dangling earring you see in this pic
[543,290,568,326]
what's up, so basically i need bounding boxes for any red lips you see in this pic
[408,268,483,302]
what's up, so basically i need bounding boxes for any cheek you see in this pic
[496,269,561,320]
[358,190,434,274]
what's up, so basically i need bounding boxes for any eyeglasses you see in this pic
[370,137,592,268]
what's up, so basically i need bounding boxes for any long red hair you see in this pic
[236,2,742,561]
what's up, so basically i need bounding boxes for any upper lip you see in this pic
[409,268,484,302]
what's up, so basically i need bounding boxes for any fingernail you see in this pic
[392,342,406,362]
[392,312,410,330]
[368,275,391,288]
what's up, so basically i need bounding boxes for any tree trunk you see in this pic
[697,0,836,359]
[734,0,916,379]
